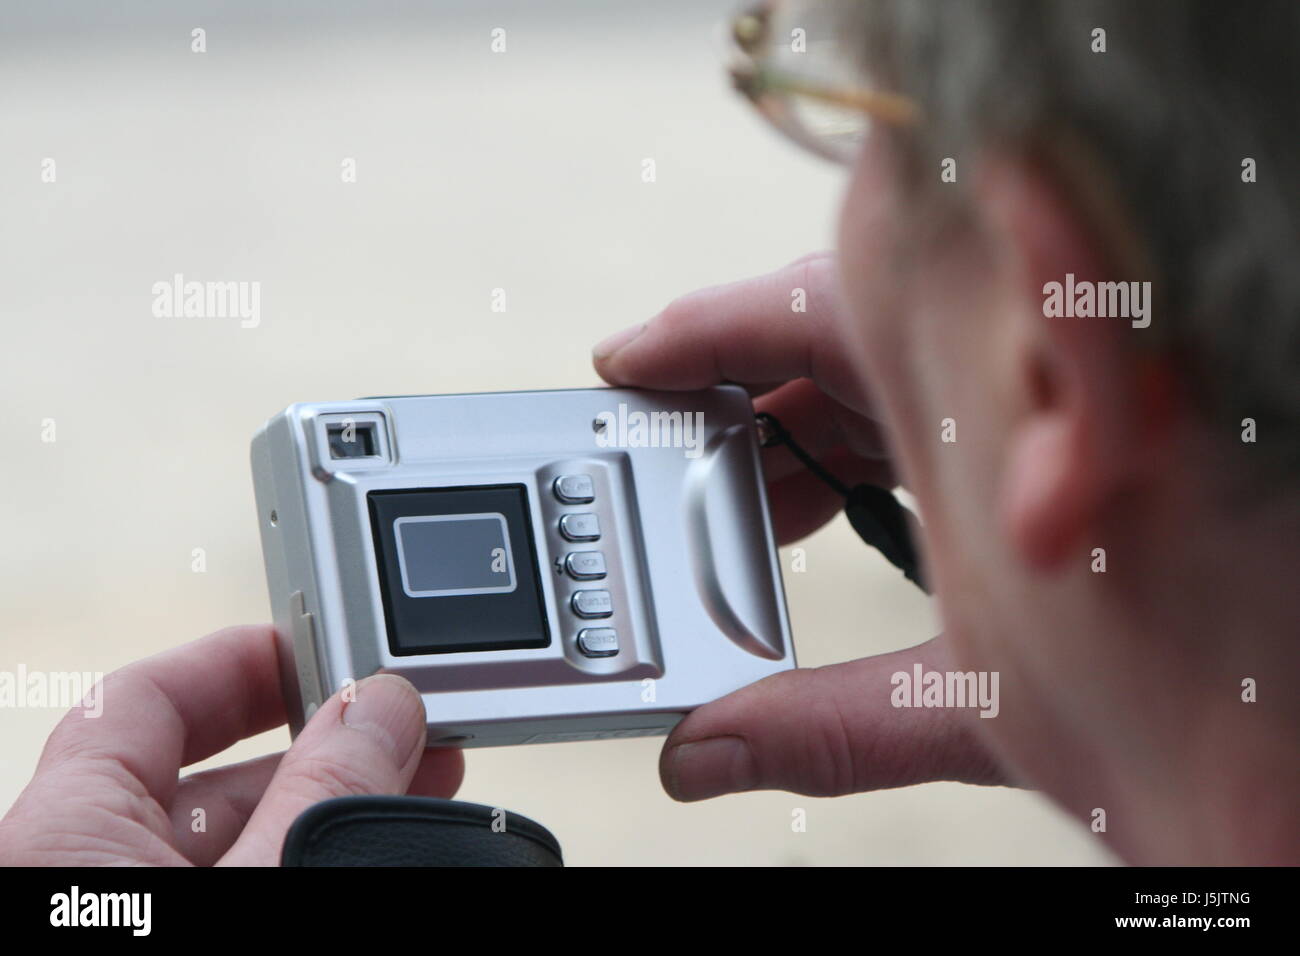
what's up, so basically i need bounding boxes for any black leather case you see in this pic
[281,796,564,867]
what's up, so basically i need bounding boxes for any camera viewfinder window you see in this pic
[327,422,377,459]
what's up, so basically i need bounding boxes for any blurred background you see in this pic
[0,0,1113,865]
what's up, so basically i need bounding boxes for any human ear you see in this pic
[976,155,1158,571]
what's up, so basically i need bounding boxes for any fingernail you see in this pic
[342,674,426,768]
[665,736,758,801]
[592,322,646,360]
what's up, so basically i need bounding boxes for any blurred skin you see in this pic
[594,131,1300,864]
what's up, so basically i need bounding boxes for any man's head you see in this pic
[833,0,1300,854]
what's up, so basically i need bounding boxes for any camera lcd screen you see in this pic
[394,513,516,597]
[369,485,550,655]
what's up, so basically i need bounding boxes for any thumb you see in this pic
[220,674,427,865]
[659,637,1006,801]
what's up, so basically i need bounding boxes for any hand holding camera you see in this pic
[594,254,1006,800]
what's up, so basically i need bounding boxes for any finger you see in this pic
[170,752,283,865]
[170,740,465,866]
[218,674,457,866]
[660,638,1007,801]
[755,378,892,486]
[36,625,286,808]
[581,375,789,400]
[408,746,467,798]
[593,253,866,405]
[739,380,794,399]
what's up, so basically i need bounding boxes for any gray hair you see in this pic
[846,0,1300,472]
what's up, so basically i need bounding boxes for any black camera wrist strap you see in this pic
[755,412,929,594]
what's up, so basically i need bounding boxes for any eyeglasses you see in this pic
[728,0,919,164]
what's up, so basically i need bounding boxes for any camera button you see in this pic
[553,474,595,504]
[577,627,619,658]
[571,589,613,618]
[559,513,600,541]
[564,551,607,580]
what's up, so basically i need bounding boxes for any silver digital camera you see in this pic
[250,386,795,748]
